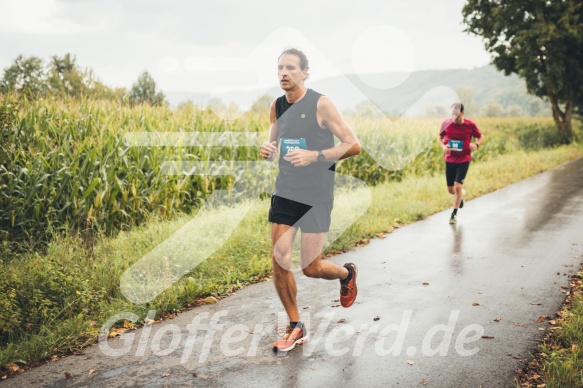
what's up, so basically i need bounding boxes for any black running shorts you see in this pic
[268,195,333,233]
[445,162,470,186]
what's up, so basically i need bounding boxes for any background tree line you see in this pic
[0,53,166,106]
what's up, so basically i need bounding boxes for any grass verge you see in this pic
[514,265,583,388]
[1,144,582,378]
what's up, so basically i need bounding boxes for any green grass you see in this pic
[1,142,581,373]
[539,295,583,387]
[514,272,583,388]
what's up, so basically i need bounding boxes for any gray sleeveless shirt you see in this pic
[274,89,335,204]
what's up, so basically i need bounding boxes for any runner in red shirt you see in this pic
[438,103,484,224]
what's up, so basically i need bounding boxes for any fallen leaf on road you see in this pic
[549,320,556,325]
[64,372,73,380]
[108,327,125,338]
[162,371,171,377]
[373,316,380,321]
[482,336,494,339]
[531,303,542,305]
[472,302,480,306]
[422,378,428,385]
[407,360,414,365]
[537,316,547,323]
[338,318,346,323]
[201,296,217,304]
[538,328,545,331]
[422,282,429,286]
[494,317,501,322]
[88,369,97,375]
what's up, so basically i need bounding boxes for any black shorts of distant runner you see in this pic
[445,162,470,186]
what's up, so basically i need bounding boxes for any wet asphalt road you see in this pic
[5,158,583,388]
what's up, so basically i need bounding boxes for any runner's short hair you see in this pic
[451,103,464,112]
[279,48,310,80]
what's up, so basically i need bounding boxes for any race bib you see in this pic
[281,138,307,161]
[448,139,463,152]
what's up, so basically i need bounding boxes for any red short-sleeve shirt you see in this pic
[439,118,482,163]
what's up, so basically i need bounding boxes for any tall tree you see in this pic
[462,0,583,138]
[47,53,86,96]
[129,71,166,106]
[0,55,46,96]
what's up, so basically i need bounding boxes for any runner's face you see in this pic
[278,54,306,91]
[451,106,463,121]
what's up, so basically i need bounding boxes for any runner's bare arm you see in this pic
[470,134,485,151]
[438,134,451,154]
[260,100,278,161]
[287,96,360,166]
[314,96,361,162]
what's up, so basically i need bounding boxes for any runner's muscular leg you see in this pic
[300,232,349,280]
[271,223,299,322]
[453,182,464,208]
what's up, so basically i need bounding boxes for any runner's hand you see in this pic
[469,143,478,152]
[261,141,277,160]
[443,146,452,155]
[287,149,317,166]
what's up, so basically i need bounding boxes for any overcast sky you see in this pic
[0,0,492,94]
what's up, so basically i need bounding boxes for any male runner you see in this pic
[438,103,484,224]
[260,48,361,352]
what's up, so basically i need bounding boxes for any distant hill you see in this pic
[166,65,550,117]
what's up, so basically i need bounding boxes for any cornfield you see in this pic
[0,93,569,253]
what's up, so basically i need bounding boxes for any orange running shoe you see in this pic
[272,322,309,352]
[340,263,358,308]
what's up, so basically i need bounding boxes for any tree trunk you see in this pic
[549,94,573,141]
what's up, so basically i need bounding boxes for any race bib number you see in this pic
[448,139,463,152]
[281,138,307,161]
